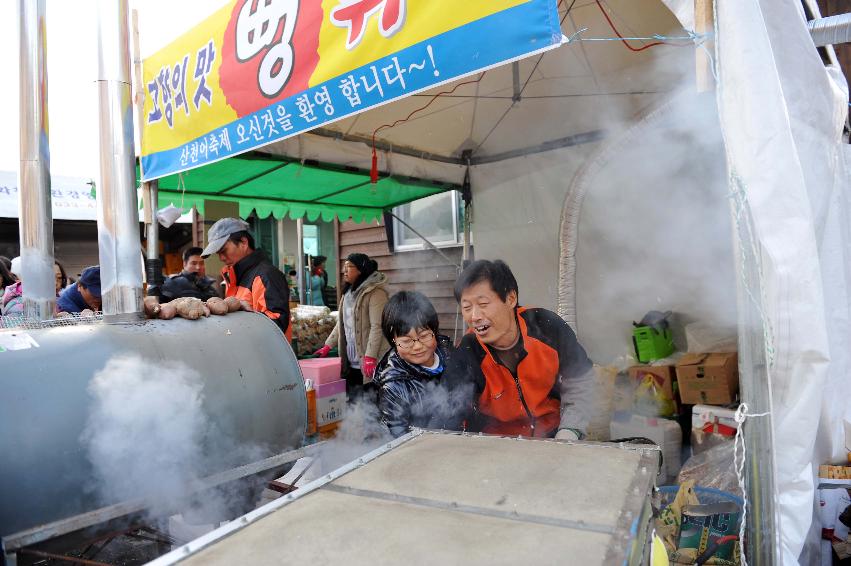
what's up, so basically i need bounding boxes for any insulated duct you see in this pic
[808,13,851,47]
[17,0,56,319]
[95,0,143,319]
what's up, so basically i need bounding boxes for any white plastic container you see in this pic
[610,413,682,483]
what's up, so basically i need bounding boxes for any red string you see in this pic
[369,72,487,183]
[594,0,664,52]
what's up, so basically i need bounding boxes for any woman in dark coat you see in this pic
[374,290,461,437]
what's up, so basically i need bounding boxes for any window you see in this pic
[393,190,464,251]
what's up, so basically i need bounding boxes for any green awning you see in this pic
[137,152,458,223]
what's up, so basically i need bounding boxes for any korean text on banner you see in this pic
[139,0,563,181]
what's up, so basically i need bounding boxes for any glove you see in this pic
[314,345,332,358]
[555,428,580,441]
[361,356,378,380]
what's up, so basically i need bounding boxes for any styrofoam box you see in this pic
[610,413,681,483]
[299,357,342,385]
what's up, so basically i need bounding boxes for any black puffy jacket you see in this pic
[161,271,220,301]
[374,335,467,437]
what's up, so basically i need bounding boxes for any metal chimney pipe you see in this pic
[809,13,851,47]
[18,0,56,320]
[95,0,143,320]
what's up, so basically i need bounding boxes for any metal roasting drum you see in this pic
[0,314,307,538]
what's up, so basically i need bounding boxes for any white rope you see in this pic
[733,403,771,566]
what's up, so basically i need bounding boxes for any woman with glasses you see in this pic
[374,290,458,437]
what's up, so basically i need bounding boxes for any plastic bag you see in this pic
[677,441,742,497]
[156,204,183,228]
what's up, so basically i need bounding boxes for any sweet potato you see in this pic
[206,297,228,315]
[158,303,177,320]
[223,296,242,312]
[171,297,208,320]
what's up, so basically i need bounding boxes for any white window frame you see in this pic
[392,190,463,252]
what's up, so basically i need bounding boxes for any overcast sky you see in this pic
[0,0,229,178]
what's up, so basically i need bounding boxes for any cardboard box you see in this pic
[675,352,739,405]
[627,365,679,417]
[317,391,346,427]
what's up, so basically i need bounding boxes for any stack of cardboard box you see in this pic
[299,358,346,438]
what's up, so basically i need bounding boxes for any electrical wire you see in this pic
[593,0,692,51]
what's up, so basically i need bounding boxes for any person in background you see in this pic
[315,253,390,396]
[57,265,102,314]
[447,259,595,440]
[54,260,68,297]
[201,218,290,336]
[0,256,15,289]
[306,255,327,307]
[161,247,220,301]
[374,291,458,437]
[1,257,23,317]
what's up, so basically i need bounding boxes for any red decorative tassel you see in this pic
[370,148,378,184]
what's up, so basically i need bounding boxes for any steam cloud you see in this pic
[81,355,268,524]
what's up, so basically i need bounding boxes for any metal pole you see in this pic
[18,0,56,320]
[731,182,778,564]
[276,218,286,271]
[95,0,143,320]
[809,12,851,47]
[296,218,305,304]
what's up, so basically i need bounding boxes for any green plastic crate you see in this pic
[632,326,674,363]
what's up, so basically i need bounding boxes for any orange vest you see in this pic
[222,263,292,342]
[475,308,561,437]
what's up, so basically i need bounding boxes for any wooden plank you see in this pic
[340,218,384,232]
[340,241,392,259]
[380,265,459,283]
[695,0,714,92]
[340,227,387,246]
[389,280,458,298]
[377,255,461,273]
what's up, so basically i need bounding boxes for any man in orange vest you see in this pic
[201,217,291,339]
[450,259,594,439]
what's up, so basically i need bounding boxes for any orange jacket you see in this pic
[221,251,291,341]
[454,307,593,438]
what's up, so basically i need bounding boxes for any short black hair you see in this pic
[453,259,519,303]
[227,230,255,250]
[382,291,439,344]
[183,247,204,263]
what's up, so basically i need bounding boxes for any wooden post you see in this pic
[695,0,715,92]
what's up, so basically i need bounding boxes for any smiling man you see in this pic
[201,217,290,337]
[451,259,595,440]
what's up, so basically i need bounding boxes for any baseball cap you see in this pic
[79,266,101,298]
[201,217,250,258]
[10,256,21,277]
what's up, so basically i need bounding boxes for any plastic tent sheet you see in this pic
[714,0,851,562]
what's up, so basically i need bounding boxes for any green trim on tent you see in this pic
[136,152,458,222]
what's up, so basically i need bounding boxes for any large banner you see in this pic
[139,0,563,180]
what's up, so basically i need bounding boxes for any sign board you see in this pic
[0,171,191,223]
[139,0,563,180]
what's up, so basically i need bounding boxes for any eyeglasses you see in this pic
[394,330,435,350]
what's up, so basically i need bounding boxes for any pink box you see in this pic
[299,357,342,385]
[315,378,346,399]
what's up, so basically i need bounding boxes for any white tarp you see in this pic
[715,0,851,563]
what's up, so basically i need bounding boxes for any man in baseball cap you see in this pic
[201,217,251,259]
[204,218,291,337]
[57,265,102,313]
